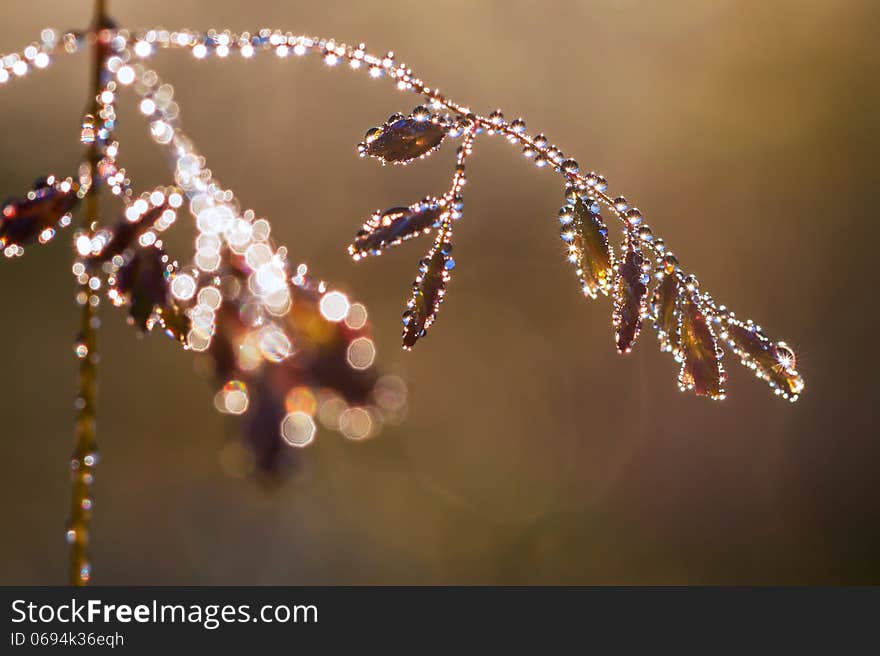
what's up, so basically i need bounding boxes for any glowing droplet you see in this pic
[373,375,408,411]
[216,380,249,415]
[196,205,234,235]
[187,328,211,351]
[171,273,196,300]
[320,291,350,322]
[285,386,317,415]
[245,243,272,269]
[258,324,292,362]
[346,337,376,369]
[340,407,374,441]
[197,286,222,309]
[344,302,368,329]
[281,411,316,447]
[76,234,92,256]
[117,65,135,85]
[255,263,287,295]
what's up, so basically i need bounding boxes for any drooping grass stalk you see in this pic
[67,0,106,587]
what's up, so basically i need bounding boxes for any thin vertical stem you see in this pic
[67,0,107,587]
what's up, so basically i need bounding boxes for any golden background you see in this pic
[0,0,877,584]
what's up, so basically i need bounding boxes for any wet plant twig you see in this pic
[0,10,804,585]
[66,0,107,587]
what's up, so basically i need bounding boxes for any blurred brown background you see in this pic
[1,0,877,584]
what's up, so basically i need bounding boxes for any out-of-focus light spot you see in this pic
[215,380,249,415]
[227,218,253,251]
[285,386,317,415]
[196,205,234,235]
[281,412,316,447]
[138,232,156,247]
[244,242,272,269]
[373,374,408,411]
[256,262,286,294]
[139,98,156,115]
[346,337,376,370]
[263,288,291,316]
[187,328,211,351]
[320,291,349,322]
[252,219,271,241]
[134,40,152,57]
[75,235,92,257]
[258,324,292,362]
[171,273,196,300]
[150,119,173,144]
[190,306,215,335]
[195,250,221,271]
[340,407,374,441]
[197,286,222,309]
[196,232,221,254]
[237,334,262,371]
[116,65,135,85]
[317,393,346,430]
[344,302,368,329]
[193,43,207,59]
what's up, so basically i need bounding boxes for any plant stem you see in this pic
[67,0,107,587]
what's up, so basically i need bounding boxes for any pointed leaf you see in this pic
[156,301,190,344]
[0,176,78,251]
[349,197,444,258]
[560,195,613,299]
[112,246,169,331]
[678,293,725,399]
[651,262,682,353]
[401,231,453,350]
[359,112,448,165]
[96,203,168,261]
[721,317,804,400]
[612,234,649,353]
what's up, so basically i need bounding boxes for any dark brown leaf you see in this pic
[678,293,725,399]
[561,196,613,299]
[359,114,447,164]
[401,232,453,350]
[156,302,190,344]
[651,263,681,354]
[0,176,78,249]
[349,197,444,258]
[721,317,804,400]
[612,235,649,353]
[95,203,168,261]
[112,246,169,331]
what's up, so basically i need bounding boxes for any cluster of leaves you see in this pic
[1,176,384,474]
[349,106,804,402]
